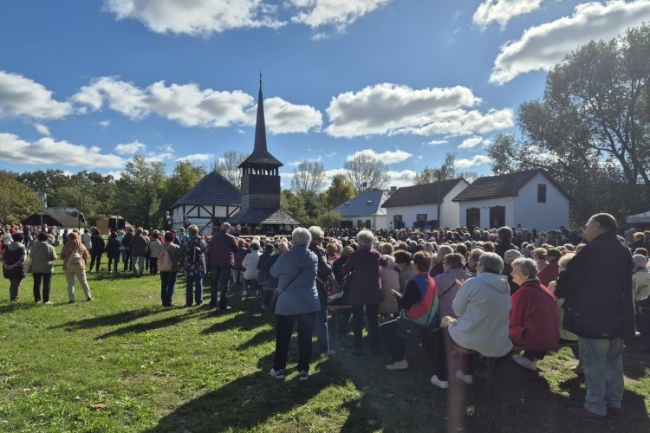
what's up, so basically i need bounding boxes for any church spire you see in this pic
[253,71,268,153]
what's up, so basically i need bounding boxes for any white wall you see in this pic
[512,172,569,230]
[441,180,469,227]
[386,204,438,229]
[345,214,388,230]
[457,173,569,230]
[172,205,239,234]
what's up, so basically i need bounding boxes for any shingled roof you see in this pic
[22,207,84,228]
[332,190,388,217]
[382,179,466,208]
[239,79,283,168]
[452,169,568,202]
[172,171,240,207]
[228,207,300,226]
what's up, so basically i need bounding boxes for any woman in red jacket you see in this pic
[509,257,559,371]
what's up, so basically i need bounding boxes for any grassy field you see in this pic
[0,264,649,433]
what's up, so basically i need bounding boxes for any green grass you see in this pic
[0,264,649,433]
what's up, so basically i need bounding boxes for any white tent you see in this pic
[626,210,650,224]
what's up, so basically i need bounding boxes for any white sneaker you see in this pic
[455,369,473,384]
[299,371,309,381]
[385,359,409,371]
[268,368,285,379]
[512,354,538,371]
[430,375,449,389]
[241,291,248,297]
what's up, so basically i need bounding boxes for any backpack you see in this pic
[67,249,84,271]
[191,246,202,264]
[158,246,173,272]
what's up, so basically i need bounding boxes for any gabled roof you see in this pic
[239,79,283,168]
[228,207,300,226]
[22,208,84,228]
[331,190,388,217]
[381,179,466,208]
[452,169,568,202]
[172,171,241,207]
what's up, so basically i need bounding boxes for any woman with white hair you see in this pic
[242,240,262,297]
[509,257,560,371]
[378,254,399,315]
[341,229,387,355]
[268,227,320,381]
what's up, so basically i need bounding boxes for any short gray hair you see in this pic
[479,252,504,274]
[222,222,231,230]
[292,227,312,247]
[504,249,522,260]
[511,258,538,279]
[308,226,324,241]
[357,229,374,247]
[438,245,453,256]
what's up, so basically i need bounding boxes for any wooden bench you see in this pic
[454,340,579,394]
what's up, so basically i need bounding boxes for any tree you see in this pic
[344,153,389,194]
[161,161,207,212]
[280,190,308,224]
[0,171,41,223]
[323,174,355,209]
[214,150,249,190]
[414,152,478,184]
[487,25,650,222]
[116,156,166,227]
[291,160,326,197]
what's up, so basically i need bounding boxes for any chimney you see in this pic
[389,186,397,195]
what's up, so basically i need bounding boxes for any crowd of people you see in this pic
[1,215,649,421]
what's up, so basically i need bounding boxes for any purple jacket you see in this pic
[341,246,387,306]
[208,230,238,268]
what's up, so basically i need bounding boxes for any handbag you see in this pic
[396,317,425,339]
[340,271,354,293]
[563,304,620,339]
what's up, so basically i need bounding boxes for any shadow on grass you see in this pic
[95,314,188,339]
[49,307,168,331]
[145,354,348,433]
[0,302,41,314]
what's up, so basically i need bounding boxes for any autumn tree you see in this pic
[415,152,478,184]
[0,171,41,223]
[488,24,650,222]
[323,174,355,209]
[344,153,389,194]
[161,161,207,212]
[116,156,166,227]
[214,150,249,190]
[291,160,326,197]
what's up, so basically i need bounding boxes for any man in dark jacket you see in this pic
[555,213,634,421]
[121,228,134,272]
[207,222,238,310]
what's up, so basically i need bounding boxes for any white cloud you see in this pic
[72,77,321,133]
[0,132,125,168]
[34,123,51,136]
[459,135,485,149]
[326,83,513,137]
[473,0,546,29]
[455,155,490,168]
[114,141,146,155]
[99,120,111,127]
[490,0,650,84]
[427,139,448,145]
[103,0,283,36]
[176,153,214,163]
[387,169,417,188]
[0,71,72,120]
[345,148,412,164]
[289,0,393,29]
[144,152,174,164]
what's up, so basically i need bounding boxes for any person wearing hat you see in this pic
[538,248,563,287]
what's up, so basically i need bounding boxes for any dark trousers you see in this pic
[33,273,52,303]
[432,328,453,380]
[107,256,119,272]
[160,271,177,306]
[352,303,379,352]
[380,319,406,361]
[123,251,132,271]
[210,267,232,309]
[89,252,102,272]
[149,257,158,275]
[274,312,316,372]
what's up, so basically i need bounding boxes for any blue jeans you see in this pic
[313,296,330,354]
[185,274,204,306]
[160,272,177,306]
[579,337,624,416]
[210,267,232,309]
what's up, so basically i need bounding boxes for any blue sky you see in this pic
[2,0,650,189]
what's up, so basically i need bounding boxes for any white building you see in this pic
[452,169,570,230]
[381,179,469,230]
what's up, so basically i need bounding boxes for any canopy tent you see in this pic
[626,210,650,224]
